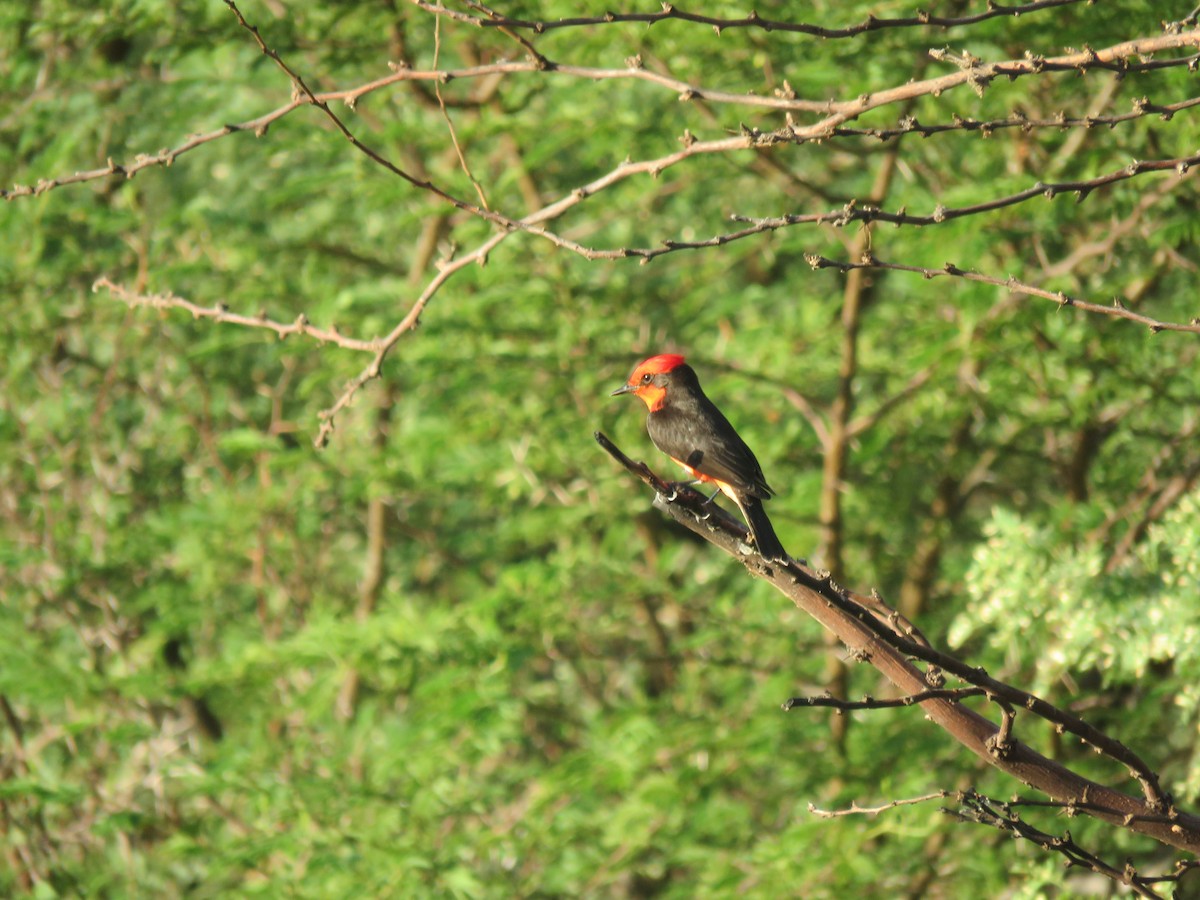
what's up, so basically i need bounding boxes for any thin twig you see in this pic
[433,16,490,210]
[809,790,953,818]
[92,278,380,351]
[949,790,1165,898]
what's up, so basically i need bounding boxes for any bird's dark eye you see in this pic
[641,373,653,384]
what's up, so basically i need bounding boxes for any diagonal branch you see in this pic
[597,432,1200,852]
[847,365,938,440]
[784,687,987,711]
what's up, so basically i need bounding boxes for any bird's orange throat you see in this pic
[635,384,667,412]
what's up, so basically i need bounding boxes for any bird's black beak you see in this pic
[611,383,634,397]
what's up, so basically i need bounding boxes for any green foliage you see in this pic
[2,0,1199,896]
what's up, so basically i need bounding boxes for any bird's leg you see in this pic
[694,487,725,521]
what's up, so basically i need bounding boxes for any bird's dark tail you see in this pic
[734,495,788,562]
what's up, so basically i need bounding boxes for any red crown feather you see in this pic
[633,353,686,376]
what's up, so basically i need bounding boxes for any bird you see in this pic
[612,353,788,562]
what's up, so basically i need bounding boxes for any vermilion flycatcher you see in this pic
[612,353,788,562]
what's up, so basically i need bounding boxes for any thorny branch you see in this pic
[598,432,1200,887]
[816,788,1198,897]
[597,433,1177,809]
[948,790,1169,898]
[409,0,1089,39]
[519,148,1200,272]
[832,94,1200,141]
[92,278,380,352]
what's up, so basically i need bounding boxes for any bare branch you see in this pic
[818,788,1198,895]
[804,253,1200,336]
[540,151,1200,271]
[92,279,380,352]
[313,228,509,447]
[780,33,1200,137]
[597,433,1196,846]
[783,687,988,711]
[809,791,953,818]
[948,790,1166,898]
[410,0,1088,39]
